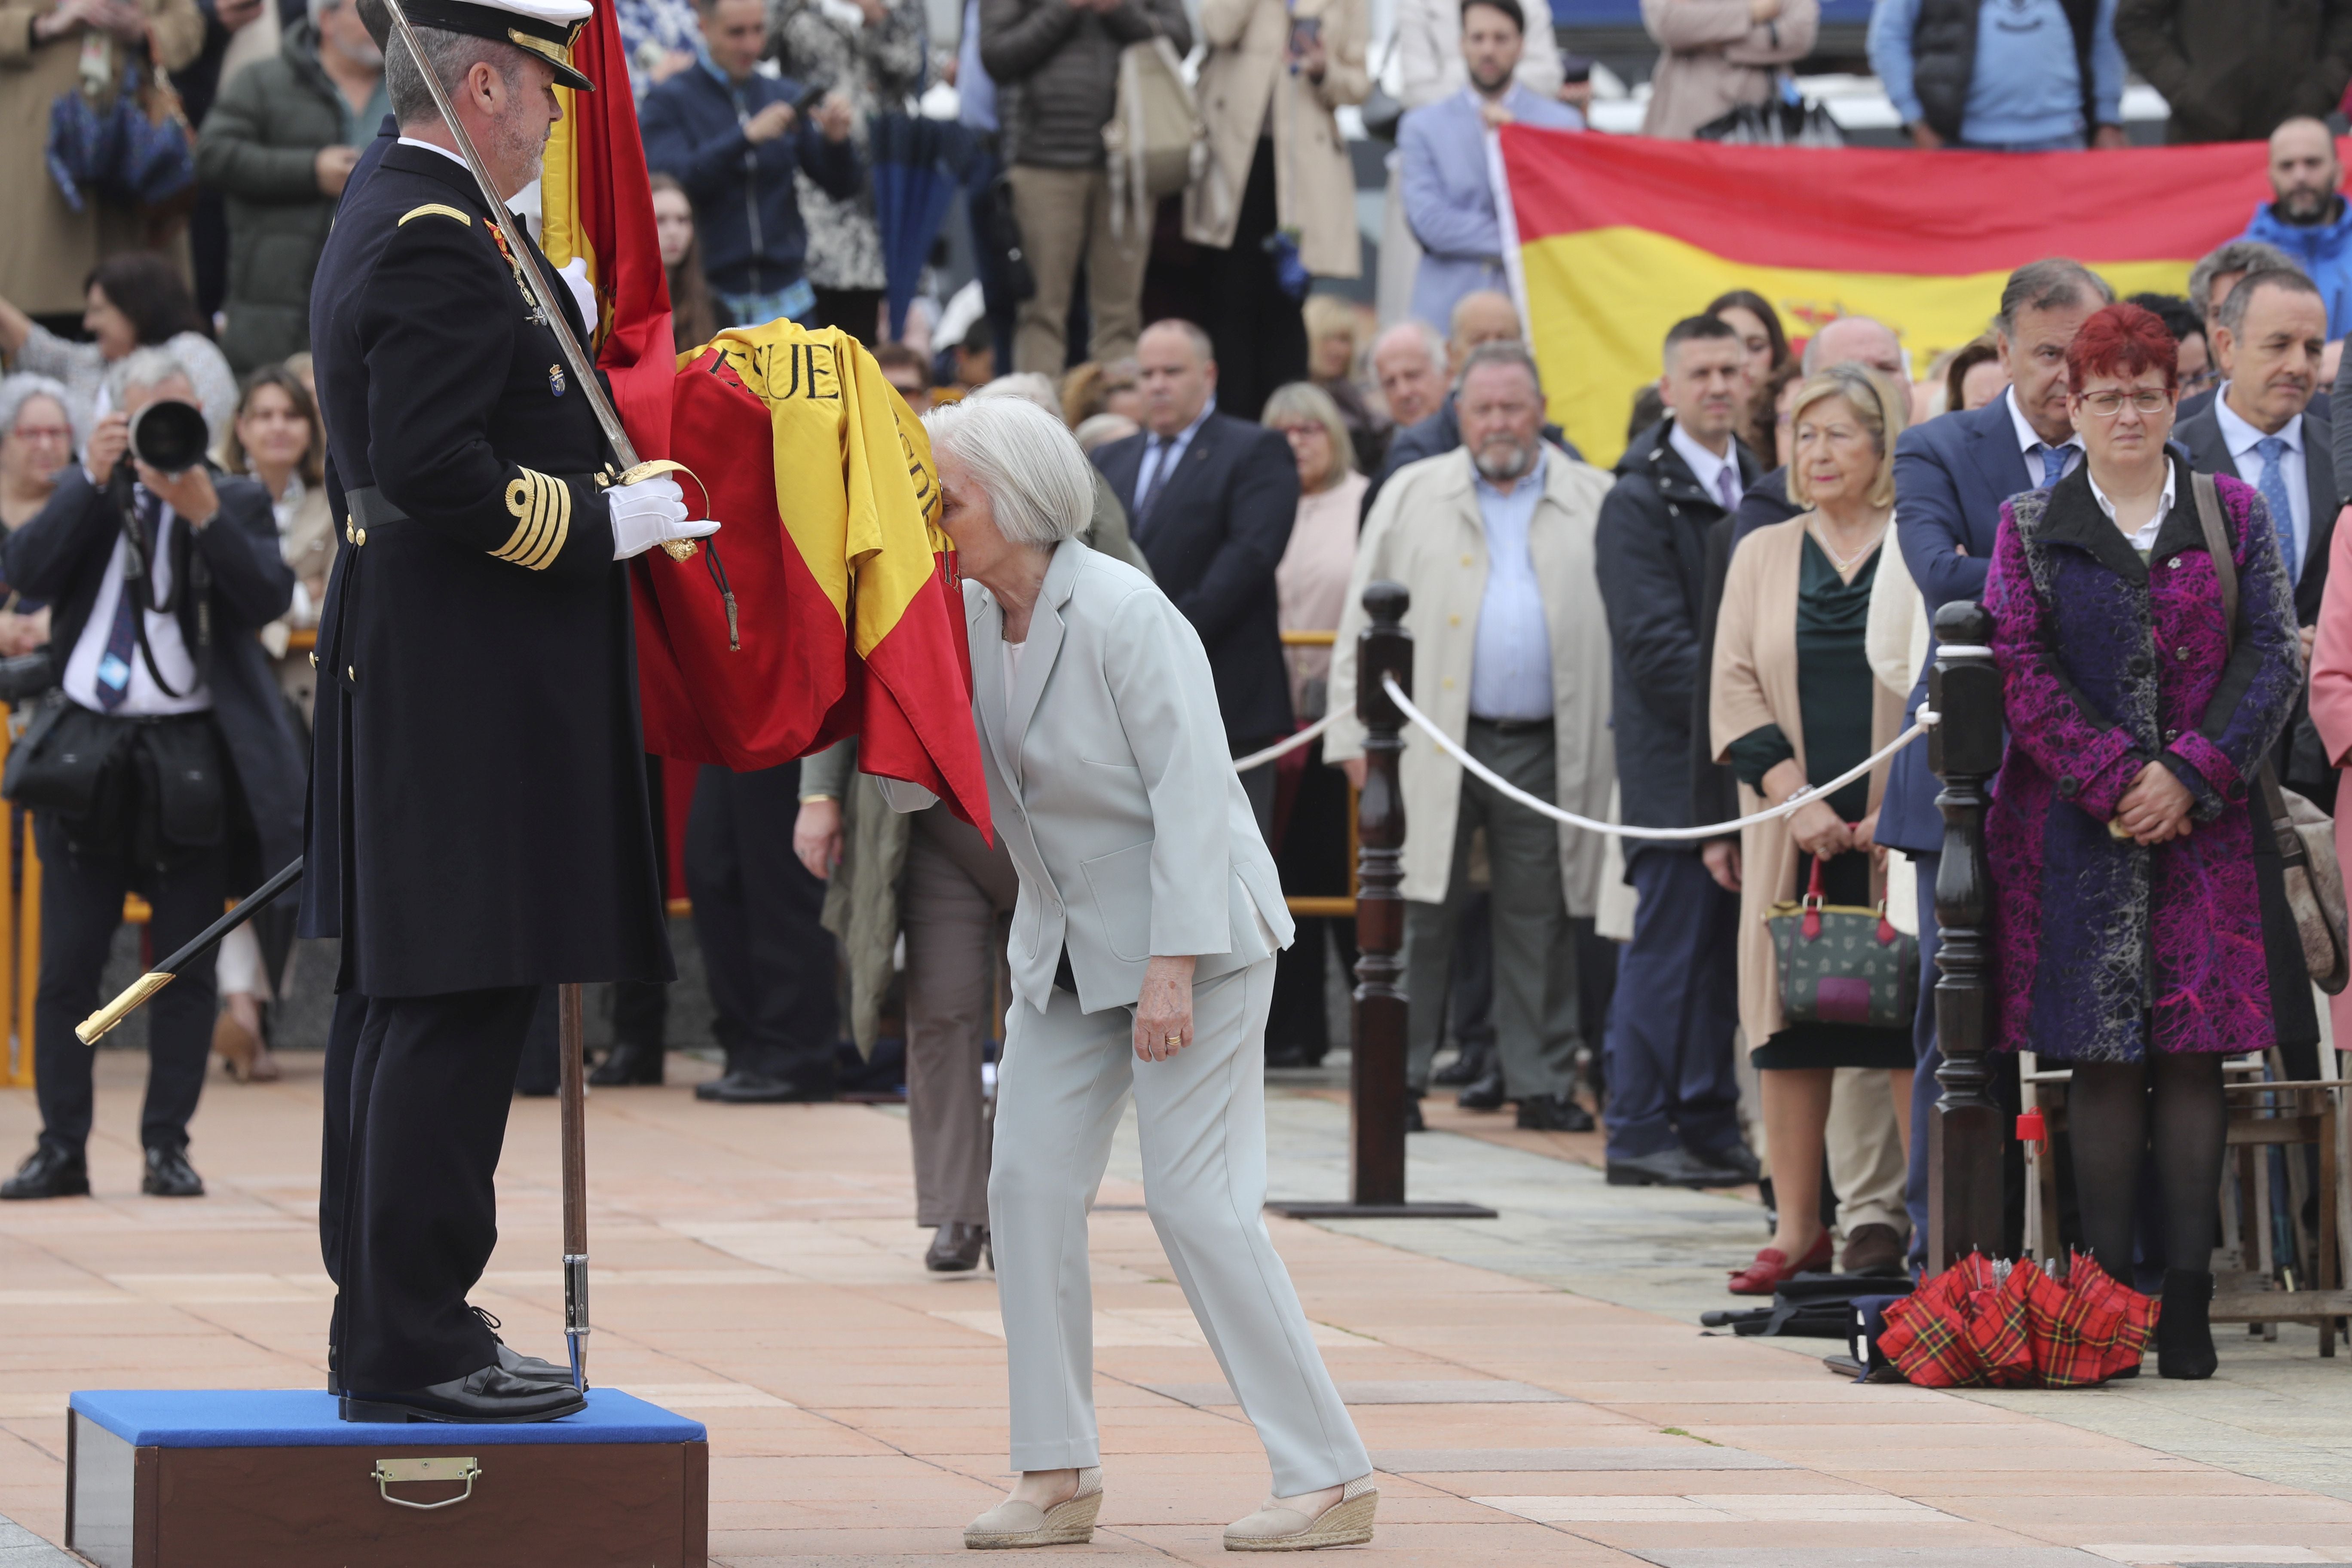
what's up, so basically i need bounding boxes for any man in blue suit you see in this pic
[1884,257,2113,1265]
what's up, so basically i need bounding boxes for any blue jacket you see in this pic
[1879,392,2041,854]
[639,61,862,298]
[1398,86,1581,328]
[1868,0,2123,147]
[2239,200,2352,341]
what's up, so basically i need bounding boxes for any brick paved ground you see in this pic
[2,1052,2349,1567]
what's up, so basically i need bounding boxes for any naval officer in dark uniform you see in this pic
[302,0,716,1424]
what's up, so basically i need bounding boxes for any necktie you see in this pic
[1715,465,1739,512]
[2037,443,2070,491]
[2254,435,2300,585]
[1133,438,1174,537]
[95,488,162,713]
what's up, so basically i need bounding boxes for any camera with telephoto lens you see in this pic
[127,398,209,475]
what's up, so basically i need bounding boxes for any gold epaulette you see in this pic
[399,203,472,227]
[495,469,571,570]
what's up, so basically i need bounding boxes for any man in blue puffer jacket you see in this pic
[640,0,861,328]
[2236,118,2352,341]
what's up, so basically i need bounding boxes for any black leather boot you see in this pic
[2157,1268,2218,1380]
[1455,1066,1506,1112]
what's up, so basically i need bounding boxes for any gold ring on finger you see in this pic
[1166,1035,1181,1046]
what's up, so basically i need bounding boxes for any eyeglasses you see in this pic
[2076,389,2171,417]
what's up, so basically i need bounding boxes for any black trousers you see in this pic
[322,984,535,1392]
[32,812,225,1156]
[1205,138,1309,424]
[685,761,838,1083]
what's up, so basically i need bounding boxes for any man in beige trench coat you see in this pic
[1325,342,1615,1132]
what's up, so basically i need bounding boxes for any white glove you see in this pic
[557,257,598,336]
[606,475,717,560]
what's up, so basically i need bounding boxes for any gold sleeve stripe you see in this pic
[399,203,473,227]
[494,469,567,570]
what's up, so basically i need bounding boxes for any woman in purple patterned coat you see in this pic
[1981,302,2302,1381]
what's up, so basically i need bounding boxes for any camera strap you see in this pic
[110,468,198,702]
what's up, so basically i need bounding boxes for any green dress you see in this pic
[1726,534,1914,1071]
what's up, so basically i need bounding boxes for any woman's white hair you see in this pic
[0,374,85,455]
[923,395,1093,548]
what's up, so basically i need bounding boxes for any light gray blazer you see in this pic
[882,537,1293,1014]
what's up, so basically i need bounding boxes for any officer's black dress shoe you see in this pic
[925,1222,990,1272]
[141,1145,204,1197]
[589,1042,665,1087]
[1455,1066,1506,1112]
[1605,1146,1749,1188]
[1515,1093,1596,1132]
[1,1144,89,1200]
[472,1307,573,1383]
[695,1069,836,1103]
[341,1364,588,1424]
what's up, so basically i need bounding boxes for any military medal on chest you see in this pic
[549,363,567,397]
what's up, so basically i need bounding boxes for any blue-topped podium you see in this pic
[67,1388,708,1567]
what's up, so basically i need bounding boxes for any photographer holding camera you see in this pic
[0,348,306,1202]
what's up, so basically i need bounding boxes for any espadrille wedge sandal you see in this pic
[964,1467,1103,1550]
[1222,1475,1378,1552]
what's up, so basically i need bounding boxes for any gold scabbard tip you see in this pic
[659,539,698,560]
[77,971,176,1045]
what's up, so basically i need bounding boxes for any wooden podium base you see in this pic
[66,1388,706,1568]
[1265,1200,1498,1220]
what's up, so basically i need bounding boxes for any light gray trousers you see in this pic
[989,958,1370,1495]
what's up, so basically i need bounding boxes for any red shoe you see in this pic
[1727,1231,1833,1296]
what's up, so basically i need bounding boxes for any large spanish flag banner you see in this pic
[1497,129,2277,467]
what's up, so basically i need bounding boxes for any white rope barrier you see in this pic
[1381,674,1938,840]
[1232,711,1340,773]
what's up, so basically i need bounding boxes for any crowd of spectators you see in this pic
[0,0,2347,1386]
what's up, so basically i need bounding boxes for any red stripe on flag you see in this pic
[1498,127,2278,275]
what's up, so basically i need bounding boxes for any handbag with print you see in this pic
[1764,852,1919,1029]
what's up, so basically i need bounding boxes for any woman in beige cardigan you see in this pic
[1184,0,1366,417]
[1709,364,1910,1295]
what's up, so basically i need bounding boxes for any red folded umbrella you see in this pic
[2026,1253,2154,1385]
[1878,1254,1999,1387]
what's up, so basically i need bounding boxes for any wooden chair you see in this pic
[2020,1053,2350,1356]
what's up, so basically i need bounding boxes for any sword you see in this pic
[380,0,699,566]
[77,857,306,1044]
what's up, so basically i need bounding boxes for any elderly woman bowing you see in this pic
[885,396,1376,1553]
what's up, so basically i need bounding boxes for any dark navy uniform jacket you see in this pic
[297,140,671,997]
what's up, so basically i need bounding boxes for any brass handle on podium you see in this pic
[373,1456,481,1510]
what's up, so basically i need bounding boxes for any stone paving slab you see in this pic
[3,1055,2350,1566]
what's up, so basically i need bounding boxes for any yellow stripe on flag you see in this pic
[1520,227,2193,470]
[539,85,596,285]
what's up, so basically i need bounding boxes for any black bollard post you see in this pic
[1926,601,2006,1269]
[1269,582,1494,1221]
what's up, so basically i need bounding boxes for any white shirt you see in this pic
[397,135,469,172]
[2087,459,2177,554]
[1667,420,1741,512]
[1132,398,1216,515]
[1467,450,1553,722]
[1001,637,1024,705]
[2212,388,2308,574]
[2006,384,2083,488]
[62,483,212,716]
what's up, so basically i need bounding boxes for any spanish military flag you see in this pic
[538,0,672,453]
[1498,129,2276,467]
[641,324,992,836]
